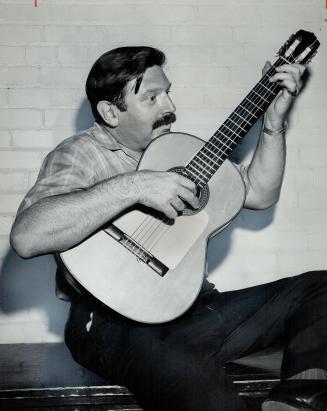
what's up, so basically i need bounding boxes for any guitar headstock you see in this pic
[277,29,320,65]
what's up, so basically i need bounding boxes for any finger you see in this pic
[280,79,302,97]
[178,187,200,209]
[268,72,299,85]
[171,197,185,212]
[163,205,177,219]
[262,61,272,76]
[275,64,305,79]
[177,174,197,192]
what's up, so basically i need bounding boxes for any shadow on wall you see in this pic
[0,101,94,341]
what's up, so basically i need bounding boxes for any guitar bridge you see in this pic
[104,224,168,277]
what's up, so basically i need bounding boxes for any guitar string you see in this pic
[123,53,297,258]
[128,55,290,256]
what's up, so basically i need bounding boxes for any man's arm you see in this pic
[10,170,199,258]
[243,62,305,209]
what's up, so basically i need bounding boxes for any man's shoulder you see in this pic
[51,125,97,156]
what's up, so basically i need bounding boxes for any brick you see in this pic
[44,110,78,129]
[0,88,7,106]
[203,87,246,108]
[300,147,327,167]
[103,26,171,47]
[0,67,39,87]
[0,131,11,148]
[278,189,298,209]
[39,67,88,88]
[0,215,15,235]
[297,109,327,128]
[8,88,79,108]
[4,4,194,25]
[0,25,43,45]
[44,26,106,45]
[0,109,42,129]
[169,66,229,86]
[260,5,321,25]
[12,130,66,149]
[26,46,57,66]
[287,128,327,148]
[0,151,44,170]
[0,172,29,191]
[230,66,264,87]
[298,87,327,109]
[283,168,315,189]
[170,87,205,107]
[0,46,25,65]
[233,27,295,45]
[58,46,90,65]
[171,26,233,46]
[195,5,262,26]
[0,194,24,214]
[299,190,327,210]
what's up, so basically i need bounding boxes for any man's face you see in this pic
[116,65,176,151]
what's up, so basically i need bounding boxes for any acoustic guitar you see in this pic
[59,30,319,323]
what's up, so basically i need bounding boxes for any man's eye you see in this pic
[148,95,156,102]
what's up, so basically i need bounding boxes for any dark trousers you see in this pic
[65,271,327,411]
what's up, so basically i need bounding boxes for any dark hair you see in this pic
[85,46,166,123]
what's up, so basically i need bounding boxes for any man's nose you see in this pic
[162,93,176,113]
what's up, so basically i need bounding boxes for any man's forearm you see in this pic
[10,172,140,258]
[244,125,286,209]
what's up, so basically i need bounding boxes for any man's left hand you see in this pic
[263,61,306,130]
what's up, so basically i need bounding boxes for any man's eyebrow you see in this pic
[141,83,172,95]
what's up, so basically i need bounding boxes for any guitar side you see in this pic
[60,132,246,323]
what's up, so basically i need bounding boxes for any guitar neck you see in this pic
[184,59,285,188]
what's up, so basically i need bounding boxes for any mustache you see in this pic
[152,113,176,130]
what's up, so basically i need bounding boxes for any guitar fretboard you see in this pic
[182,60,285,188]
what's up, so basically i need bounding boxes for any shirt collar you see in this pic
[90,122,143,163]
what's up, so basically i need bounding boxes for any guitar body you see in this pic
[60,132,245,323]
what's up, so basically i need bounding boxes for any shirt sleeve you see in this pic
[17,141,96,215]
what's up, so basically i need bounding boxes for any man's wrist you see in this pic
[263,121,288,136]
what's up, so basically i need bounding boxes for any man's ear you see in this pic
[96,101,119,127]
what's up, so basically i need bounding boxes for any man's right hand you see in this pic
[134,170,200,219]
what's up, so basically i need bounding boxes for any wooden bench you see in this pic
[0,342,282,410]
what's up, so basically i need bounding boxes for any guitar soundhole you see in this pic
[168,167,210,216]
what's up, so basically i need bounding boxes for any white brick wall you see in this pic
[0,0,326,343]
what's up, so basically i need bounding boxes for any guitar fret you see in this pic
[257,81,275,96]
[200,148,222,164]
[221,123,242,139]
[239,104,257,118]
[251,89,269,103]
[187,163,209,183]
[193,155,216,173]
[211,135,232,152]
[233,111,252,125]
[227,117,248,133]
[206,138,230,157]
[245,97,264,111]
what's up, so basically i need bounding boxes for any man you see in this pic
[10,47,327,410]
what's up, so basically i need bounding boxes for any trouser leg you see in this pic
[214,271,327,379]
